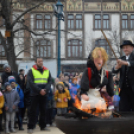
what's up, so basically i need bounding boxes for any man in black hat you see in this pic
[113,40,134,111]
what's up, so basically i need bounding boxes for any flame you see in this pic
[73,96,109,117]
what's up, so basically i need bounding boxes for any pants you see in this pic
[28,95,47,129]
[6,112,15,131]
[119,86,134,111]
[0,114,2,131]
[46,108,53,125]
[16,108,23,129]
[57,108,67,115]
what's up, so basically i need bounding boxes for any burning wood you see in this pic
[72,95,120,119]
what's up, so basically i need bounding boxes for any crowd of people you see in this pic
[0,58,88,134]
[0,61,120,134]
[0,39,134,134]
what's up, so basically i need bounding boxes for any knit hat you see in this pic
[8,76,16,84]
[4,82,11,89]
[3,64,11,70]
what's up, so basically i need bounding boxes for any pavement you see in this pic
[1,125,64,134]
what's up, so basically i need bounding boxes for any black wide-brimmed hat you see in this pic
[120,40,134,48]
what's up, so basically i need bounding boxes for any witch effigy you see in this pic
[80,47,114,112]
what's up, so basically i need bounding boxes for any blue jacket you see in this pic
[69,83,80,100]
[14,84,24,108]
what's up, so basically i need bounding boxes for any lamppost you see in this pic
[53,0,64,77]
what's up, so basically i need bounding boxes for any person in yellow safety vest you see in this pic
[27,57,52,134]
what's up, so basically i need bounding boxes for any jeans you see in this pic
[16,108,23,129]
[28,95,47,129]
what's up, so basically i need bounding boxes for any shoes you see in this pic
[10,129,16,133]
[19,127,24,131]
[51,123,56,127]
[46,124,50,127]
[0,128,3,131]
[40,127,50,131]
[6,130,10,134]
[27,129,33,134]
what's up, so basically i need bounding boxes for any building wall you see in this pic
[1,0,134,76]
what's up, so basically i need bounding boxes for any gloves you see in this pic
[57,98,62,102]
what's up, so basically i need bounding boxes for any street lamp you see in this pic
[53,0,64,77]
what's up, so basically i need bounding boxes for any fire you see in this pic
[73,95,111,118]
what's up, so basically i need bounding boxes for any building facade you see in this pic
[0,0,134,77]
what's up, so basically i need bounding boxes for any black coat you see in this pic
[112,52,134,92]
[1,71,20,86]
[81,59,114,97]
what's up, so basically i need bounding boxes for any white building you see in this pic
[0,0,134,77]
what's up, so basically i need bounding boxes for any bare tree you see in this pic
[0,0,46,71]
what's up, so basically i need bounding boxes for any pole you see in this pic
[101,29,118,60]
[57,14,61,76]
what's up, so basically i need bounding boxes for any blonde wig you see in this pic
[91,47,108,65]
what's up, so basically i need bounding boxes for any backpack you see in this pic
[87,68,109,88]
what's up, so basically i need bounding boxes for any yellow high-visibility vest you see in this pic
[31,67,49,84]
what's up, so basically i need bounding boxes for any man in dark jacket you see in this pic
[27,57,51,133]
[1,64,20,86]
[113,40,134,111]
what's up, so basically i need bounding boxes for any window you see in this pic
[36,15,43,29]
[103,15,109,29]
[45,15,51,29]
[68,39,82,58]
[130,15,134,29]
[36,40,51,58]
[76,14,82,29]
[122,15,128,29]
[95,14,101,29]
[68,15,74,29]
[0,40,5,57]
[95,39,111,56]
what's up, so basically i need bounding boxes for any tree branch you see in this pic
[11,0,46,27]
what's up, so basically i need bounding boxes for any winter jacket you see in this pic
[14,84,24,108]
[81,59,114,97]
[55,82,71,108]
[0,91,4,114]
[1,71,20,86]
[4,89,20,113]
[69,83,80,100]
[27,65,52,96]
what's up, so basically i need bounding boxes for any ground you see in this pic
[1,125,64,134]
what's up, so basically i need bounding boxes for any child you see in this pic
[0,88,4,132]
[54,82,71,116]
[69,77,80,106]
[4,82,20,134]
[8,76,24,130]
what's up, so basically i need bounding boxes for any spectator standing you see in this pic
[77,73,83,85]
[4,82,20,134]
[69,77,80,107]
[27,57,52,134]
[0,88,4,132]
[64,74,70,90]
[46,88,53,127]
[19,69,25,92]
[8,76,24,130]
[54,82,71,116]
[1,64,20,86]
